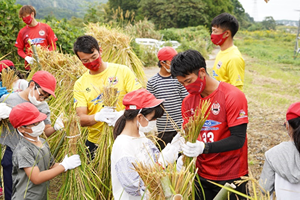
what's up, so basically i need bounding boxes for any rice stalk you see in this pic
[1,67,18,91]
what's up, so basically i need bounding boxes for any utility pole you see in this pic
[294,10,300,59]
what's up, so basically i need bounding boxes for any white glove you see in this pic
[108,110,124,127]
[25,56,35,65]
[54,113,64,131]
[170,132,185,152]
[59,154,81,172]
[158,143,178,168]
[176,155,184,172]
[0,103,12,120]
[182,140,205,157]
[94,107,115,123]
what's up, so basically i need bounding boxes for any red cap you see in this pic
[123,88,164,110]
[157,47,177,61]
[32,71,56,98]
[0,60,14,73]
[9,102,47,128]
[286,102,300,121]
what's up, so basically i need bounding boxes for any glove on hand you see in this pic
[59,154,81,172]
[108,110,124,127]
[94,107,115,123]
[182,140,205,158]
[158,144,178,168]
[25,56,35,65]
[176,155,184,172]
[0,103,12,120]
[54,113,64,131]
[0,87,8,98]
[170,132,185,152]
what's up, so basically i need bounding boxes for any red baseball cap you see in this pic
[286,102,300,121]
[9,102,47,128]
[157,47,177,61]
[0,60,14,73]
[32,71,56,98]
[123,88,165,110]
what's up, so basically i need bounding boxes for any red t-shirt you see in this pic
[182,82,248,180]
[15,22,58,69]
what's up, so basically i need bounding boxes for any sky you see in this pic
[238,0,300,22]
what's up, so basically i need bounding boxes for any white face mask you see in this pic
[25,121,45,137]
[138,115,156,133]
[163,63,171,73]
[28,88,42,106]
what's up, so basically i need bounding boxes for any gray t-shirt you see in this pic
[12,137,54,200]
[0,93,51,150]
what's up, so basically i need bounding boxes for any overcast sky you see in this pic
[238,0,300,21]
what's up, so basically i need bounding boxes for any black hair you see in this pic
[171,49,206,78]
[73,35,100,58]
[157,60,167,68]
[0,66,24,81]
[113,104,164,139]
[211,13,239,38]
[288,117,300,154]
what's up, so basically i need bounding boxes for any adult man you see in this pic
[147,47,188,150]
[0,71,63,200]
[73,35,142,158]
[211,13,245,91]
[171,50,248,200]
[15,5,57,71]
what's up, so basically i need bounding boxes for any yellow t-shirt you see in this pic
[74,63,142,143]
[212,46,245,91]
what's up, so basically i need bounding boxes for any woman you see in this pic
[111,88,181,200]
[259,102,300,199]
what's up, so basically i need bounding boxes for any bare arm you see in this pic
[24,164,65,185]
[76,107,98,127]
[44,124,56,137]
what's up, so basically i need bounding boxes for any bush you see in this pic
[124,18,161,40]
[131,40,158,67]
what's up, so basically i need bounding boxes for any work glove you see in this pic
[94,107,122,125]
[158,143,178,168]
[176,155,184,172]
[59,154,81,172]
[0,87,8,98]
[170,132,185,152]
[25,56,35,65]
[0,103,12,120]
[182,140,205,158]
[54,113,64,131]
[108,110,124,127]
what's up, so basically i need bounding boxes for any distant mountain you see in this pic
[276,20,299,27]
[16,0,108,19]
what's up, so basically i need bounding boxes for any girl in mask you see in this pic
[9,102,81,200]
[111,88,183,200]
[259,102,300,199]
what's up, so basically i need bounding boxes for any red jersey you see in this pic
[15,22,57,70]
[182,82,248,180]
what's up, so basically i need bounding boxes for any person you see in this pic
[211,13,245,91]
[9,102,81,200]
[259,102,300,199]
[0,71,64,200]
[0,60,28,93]
[73,35,142,159]
[111,88,182,199]
[171,50,249,200]
[147,47,188,150]
[15,5,58,71]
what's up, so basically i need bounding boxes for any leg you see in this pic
[1,146,13,200]
[195,176,221,200]
[85,140,98,160]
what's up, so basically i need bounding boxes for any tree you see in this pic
[262,16,276,30]
[231,0,254,29]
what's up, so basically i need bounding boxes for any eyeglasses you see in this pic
[35,86,50,101]
[23,121,41,128]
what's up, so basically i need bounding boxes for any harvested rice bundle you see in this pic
[1,67,18,91]
[85,23,147,87]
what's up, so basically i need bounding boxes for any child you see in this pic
[9,102,81,200]
[111,88,183,199]
[259,102,300,199]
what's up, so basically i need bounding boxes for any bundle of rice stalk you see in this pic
[182,99,211,171]
[1,66,18,91]
[85,23,147,87]
[133,160,197,200]
[57,112,103,200]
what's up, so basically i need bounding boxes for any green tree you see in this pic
[262,16,276,30]
[231,0,254,29]
[0,0,22,62]
[109,0,140,15]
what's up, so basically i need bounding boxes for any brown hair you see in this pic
[19,5,36,18]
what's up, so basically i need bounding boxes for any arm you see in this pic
[24,163,65,185]
[17,48,27,59]
[44,124,56,137]
[227,57,245,89]
[205,123,247,153]
[47,25,57,51]
[259,157,275,194]
[76,107,98,127]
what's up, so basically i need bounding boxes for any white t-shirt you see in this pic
[12,79,28,92]
[111,132,159,200]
